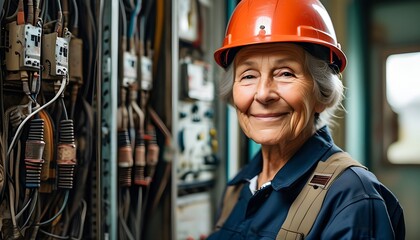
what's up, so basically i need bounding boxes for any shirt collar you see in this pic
[228,126,341,190]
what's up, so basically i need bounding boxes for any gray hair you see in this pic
[218,49,344,128]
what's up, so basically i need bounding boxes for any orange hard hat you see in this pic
[214,0,347,72]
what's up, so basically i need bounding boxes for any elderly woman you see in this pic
[208,0,405,239]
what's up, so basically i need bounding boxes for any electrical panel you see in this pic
[1,1,226,240]
[180,60,214,101]
[177,101,218,185]
[1,1,98,239]
[174,0,226,239]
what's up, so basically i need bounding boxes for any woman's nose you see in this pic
[254,76,280,104]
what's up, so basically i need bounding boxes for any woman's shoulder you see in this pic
[327,166,402,213]
[330,166,389,199]
[319,165,405,238]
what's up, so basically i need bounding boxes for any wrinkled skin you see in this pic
[232,43,325,185]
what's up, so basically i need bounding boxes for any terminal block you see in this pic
[140,56,153,91]
[5,22,41,75]
[122,51,138,87]
[42,29,71,79]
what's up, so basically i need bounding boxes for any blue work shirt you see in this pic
[208,126,405,240]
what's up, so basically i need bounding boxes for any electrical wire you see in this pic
[0,1,94,239]
[82,0,97,100]
[134,187,143,239]
[34,0,41,25]
[125,0,135,9]
[40,0,48,22]
[12,141,21,218]
[118,189,135,240]
[27,0,34,25]
[148,107,171,140]
[61,99,93,239]
[62,0,69,29]
[54,0,63,35]
[128,0,141,39]
[6,137,24,232]
[0,134,4,202]
[70,0,78,30]
[73,199,87,240]
[153,0,164,73]
[61,97,69,120]
[0,0,5,20]
[38,192,61,224]
[39,190,69,226]
[39,228,70,239]
[20,189,38,229]
[0,18,4,201]
[4,0,17,21]
[7,170,17,227]
[2,102,32,186]
[6,78,67,158]
[16,189,36,220]
[147,107,173,215]
[2,79,66,234]
[119,0,127,42]
[17,0,24,24]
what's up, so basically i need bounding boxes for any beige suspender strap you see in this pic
[277,152,366,240]
[215,184,244,230]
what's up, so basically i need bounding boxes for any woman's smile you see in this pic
[250,112,290,121]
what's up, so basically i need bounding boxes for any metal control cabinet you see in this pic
[171,0,227,239]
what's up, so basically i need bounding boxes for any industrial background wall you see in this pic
[327,0,420,239]
[1,0,419,240]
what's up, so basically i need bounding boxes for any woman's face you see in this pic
[233,43,324,145]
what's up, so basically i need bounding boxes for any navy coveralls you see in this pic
[208,126,405,240]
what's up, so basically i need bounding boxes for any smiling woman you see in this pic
[221,44,344,132]
[208,0,405,239]
[233,44,318,151]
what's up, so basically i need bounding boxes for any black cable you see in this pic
[0,0,5,20]
[81,0,96,102]
[0,22,5,202]
[142,0,155,53]
[4,0,17,20]
[20,189,38,230]
[38,190,69,226]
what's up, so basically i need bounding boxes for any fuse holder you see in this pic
[42,30,71,79]
[5,22,41,74]
[140,56,153,91]
[122,52,138,86]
